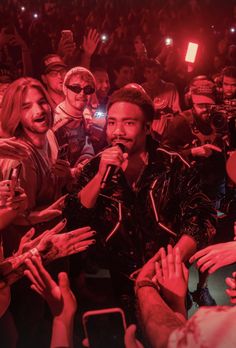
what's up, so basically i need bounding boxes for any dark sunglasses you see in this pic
[65,84,95,95]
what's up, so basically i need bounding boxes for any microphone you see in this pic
[100,143,126,190]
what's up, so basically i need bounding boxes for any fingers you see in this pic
[66,239,96,256]
[155,260,163,281]
[45,218,67,236]
[203,144,222,152]
[48,194,68,210]
[88,28,100,43]
[225,276,236,289]
[25,255,57,292]
[174,247,182,277]
[226,274,236,303]
[160,247,168,279]
[167,245,174,276]
[189,247,211,263]
[67,226,95,237]
[58,272,70,290]
[0,139,29,159]
[24,257,46,292]
[20,228,35,244]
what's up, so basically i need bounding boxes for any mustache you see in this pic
[111,137,130,141]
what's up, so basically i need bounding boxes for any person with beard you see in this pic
[86,67,111,153]
[0,77,72,347]
[162,76,226,307]
[53,67,95,168]
[40,54,68,110]
[64,86,216,321]
[222,66,236,102]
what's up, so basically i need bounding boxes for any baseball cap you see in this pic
[191,76,216,103]
[41,54,67,75]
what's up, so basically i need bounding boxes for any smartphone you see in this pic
[82,307,127,348]
[61,29,74,43]
[185,42,199,63]
[8,163,22,196]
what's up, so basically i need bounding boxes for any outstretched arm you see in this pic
[0,219,96,285]
[24,255,77,348]
[190,241,236,274]
[135,248,185,348]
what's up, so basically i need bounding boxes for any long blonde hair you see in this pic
[0,77,54,137]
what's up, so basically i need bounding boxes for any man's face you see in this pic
[223,76,236,99]
[42,67,67,94]
[144,67,160,85]
[65,75,94,113]
[20,87,51,135]
[193,101,214,123]
[94,70,110,99]
[106,101,148,154]
[115,66,134,87]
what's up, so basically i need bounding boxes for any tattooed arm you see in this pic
[0,219,95,285]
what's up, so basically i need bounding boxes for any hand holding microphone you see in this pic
[99,144,128,189]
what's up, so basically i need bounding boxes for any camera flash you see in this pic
[21,6,25,12]
[101,34,107,42]
[230,27,235,33]
[33,13,38,19]
[165,37,173,46]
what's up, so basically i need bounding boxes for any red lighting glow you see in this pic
[185,42,199,63]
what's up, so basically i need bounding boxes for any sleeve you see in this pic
[161,115,194,161]
[171,85,181,113]
[175,161,217,249]
[63,157,100,230]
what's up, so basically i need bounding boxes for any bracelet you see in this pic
[135,280,158,294]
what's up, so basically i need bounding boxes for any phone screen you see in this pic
[8,164,22,195]
[61,30,73,43]
[83,309,126,348]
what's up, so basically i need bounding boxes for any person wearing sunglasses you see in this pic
[53,66,96,168]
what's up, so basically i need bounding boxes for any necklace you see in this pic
[59,106,83,120]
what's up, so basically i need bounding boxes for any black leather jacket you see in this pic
[64,138,216,278]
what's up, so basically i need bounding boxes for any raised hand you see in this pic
[24,255,77,317]
[191,144,222,158]
[83,28,100,57]
[28,194,68,225]
[51,159,72,179]
[190,242,236,274]
[37,224,96,262]
[98,146,128,178]
[155,246,188,315]
[125,324,144,348]
[0,219,96,285]
[0,138,29,160]
[225,272,236,304]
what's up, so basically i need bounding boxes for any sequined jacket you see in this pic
[64,139,216,278]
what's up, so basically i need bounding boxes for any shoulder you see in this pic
[161,80,177,92]
[53,102,70,131]
[155,146,192,169]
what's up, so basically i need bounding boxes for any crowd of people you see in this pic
[0,0,236,347]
